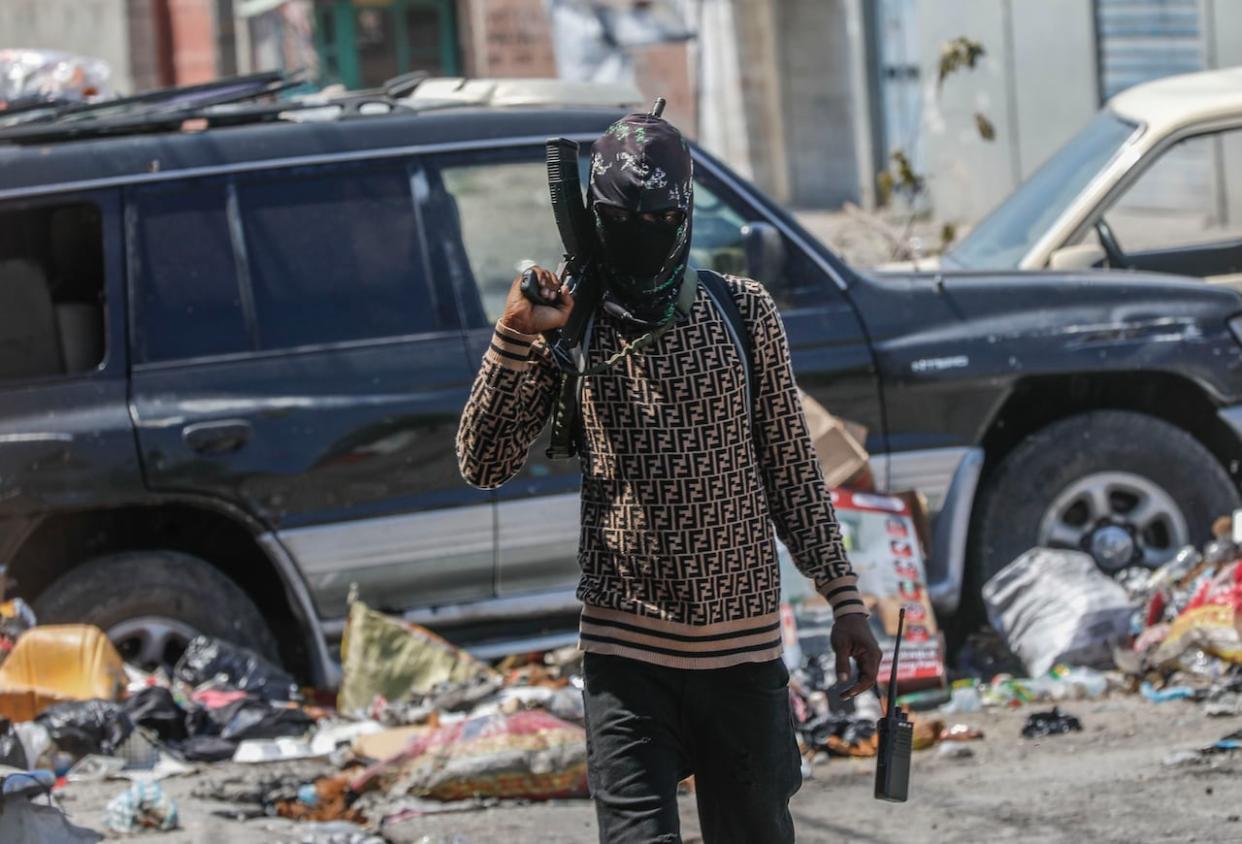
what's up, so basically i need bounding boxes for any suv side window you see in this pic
[130,181,250,363]
[1102,126,1242,253]
[235,162,433,349]
[425,147,825,326]
[0,199,107,380]
[427,154,564,324]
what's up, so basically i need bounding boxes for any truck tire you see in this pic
[32,550,280,671]
[969,410,1239,598]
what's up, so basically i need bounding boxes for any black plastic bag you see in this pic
[174,636,295,701]
[0,718,29,768]
[36,699,133,758]
[122,687,189,742]
[206,696,313,743]
[175,735,238,763]
[1021,707,1082,739]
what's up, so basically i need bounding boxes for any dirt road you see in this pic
[52,695,1241,843]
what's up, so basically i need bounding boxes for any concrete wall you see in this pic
[0,0,134,94]
[776,0,862,207]
[916,0,1098,225]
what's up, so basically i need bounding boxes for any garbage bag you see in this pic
[0,717,28,768]
[338,600,498,715]
[351,709,588,801]
[205,696,314,743]
[36,699,133,759]
[174,735,238,763]
[174,636,295,701]
[0,625,126,721]
[1020,707,1082,739]
[122,687,189,742]
[983,548,1134,677]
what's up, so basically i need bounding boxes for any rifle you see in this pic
[520,137,603,372]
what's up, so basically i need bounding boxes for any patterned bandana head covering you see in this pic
[588,112,693,326]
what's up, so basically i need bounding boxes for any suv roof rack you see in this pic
[0,72,642,146]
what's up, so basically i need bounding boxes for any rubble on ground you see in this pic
[1,506,1241,839]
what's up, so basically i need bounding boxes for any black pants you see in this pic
[582,652,803,844]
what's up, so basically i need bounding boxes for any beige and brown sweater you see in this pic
[456,275,865,669]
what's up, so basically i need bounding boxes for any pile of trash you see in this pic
[0,593,590,839]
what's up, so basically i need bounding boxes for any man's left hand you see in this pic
[830,614,882,700]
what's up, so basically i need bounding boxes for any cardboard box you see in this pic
[800,391,871,489]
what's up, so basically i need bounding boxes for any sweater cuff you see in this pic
[816,573,868,620]
[486,321,539,371]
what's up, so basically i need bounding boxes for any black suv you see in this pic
[3,78,1242,685]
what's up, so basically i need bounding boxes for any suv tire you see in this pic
[32,550,280,670]
[969,410,1239,600]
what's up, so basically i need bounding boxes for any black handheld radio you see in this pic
[874,607,913,802]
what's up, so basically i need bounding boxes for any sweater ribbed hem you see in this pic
[578,604,783,670]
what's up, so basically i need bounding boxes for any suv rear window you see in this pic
[131,162,435,363]
[0,201,106,380]
[131,182,250,362]
[237,164,431,349]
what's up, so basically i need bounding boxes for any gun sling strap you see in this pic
[546,268,755,460]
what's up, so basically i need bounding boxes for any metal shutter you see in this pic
[1095,0,1204,101]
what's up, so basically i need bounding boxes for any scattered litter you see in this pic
[0,625,126,721]
[275,771,365,823]
[935,742,974,759]
[122,686,189,742]
[1141,682,1196,703]
[1162,749,1208,768]
[175,636,296,702]
[1205,692,1242,717]
[0,717,27,767]
[984,548,1134,678]
[338,600,499,716]
[940,724,984,742]
[353,724,434,761]
[66,754,126,782]
[104,780,179,833]
[352,708,588,801]
[233,736,318,764]
[1020,707,1083,739]
[36,699,132,759]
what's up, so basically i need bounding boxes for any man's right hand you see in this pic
[501,265,574,335]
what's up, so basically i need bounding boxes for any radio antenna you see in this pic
[650,97,666,118]
[886,608,905,719]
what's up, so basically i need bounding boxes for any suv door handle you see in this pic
[183,419,253,455]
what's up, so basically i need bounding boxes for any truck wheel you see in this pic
[32,550,280,671]
[970,410,1239,589]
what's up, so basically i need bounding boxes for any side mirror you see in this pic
[741,221,786,282]
[1048,243,1105,271]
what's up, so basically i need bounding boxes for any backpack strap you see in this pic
[697,268,756,418]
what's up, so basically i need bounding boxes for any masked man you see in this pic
[457,110,880,843]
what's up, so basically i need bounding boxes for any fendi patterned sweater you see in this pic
[456,275,866,669]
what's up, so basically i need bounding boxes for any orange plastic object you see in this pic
[0,625,127,721]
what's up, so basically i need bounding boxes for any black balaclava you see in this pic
[588,112,693,328]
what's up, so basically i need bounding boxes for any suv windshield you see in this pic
[945,111,1140,270]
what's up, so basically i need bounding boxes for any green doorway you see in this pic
[315,0,460,89]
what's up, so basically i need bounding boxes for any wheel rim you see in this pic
[108,616,201,672]
[1037,471,1189,571]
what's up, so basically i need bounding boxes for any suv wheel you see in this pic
[32,550,280,671]
[970,410,1239,590]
